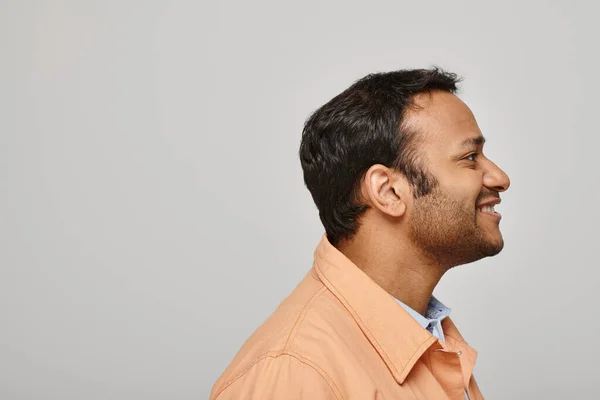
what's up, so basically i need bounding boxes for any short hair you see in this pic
[299,67,462,247]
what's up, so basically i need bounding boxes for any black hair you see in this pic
[299,67,462,247]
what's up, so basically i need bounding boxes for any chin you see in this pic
[480,238,504,257]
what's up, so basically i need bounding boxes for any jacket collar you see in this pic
[312,233,471,384]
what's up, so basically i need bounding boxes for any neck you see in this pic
[336,226,447,317]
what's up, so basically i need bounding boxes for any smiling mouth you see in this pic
[477,205,502,220]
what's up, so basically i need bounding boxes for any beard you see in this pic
[407,185,504,268]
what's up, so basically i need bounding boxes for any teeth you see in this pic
[480,205,495,213]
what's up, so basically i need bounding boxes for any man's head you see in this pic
[299,68,510,267]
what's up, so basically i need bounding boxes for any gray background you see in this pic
[2,0,598,399]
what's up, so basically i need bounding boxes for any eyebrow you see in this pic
[457,135,486,149]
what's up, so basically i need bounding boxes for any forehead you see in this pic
[404,91,481,151]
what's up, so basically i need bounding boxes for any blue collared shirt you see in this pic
[394,295,469,400]
[394,295,452,342]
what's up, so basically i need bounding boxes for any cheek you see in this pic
[439,177,481,206]
[453,172,484,204]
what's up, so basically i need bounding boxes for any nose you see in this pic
[483,159,510,192]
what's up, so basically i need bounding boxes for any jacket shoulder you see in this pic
[211,269,345,397]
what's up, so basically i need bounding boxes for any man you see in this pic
[210,68,510,399]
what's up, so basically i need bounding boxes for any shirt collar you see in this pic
[394,295,452,330]
[312,233,470,385]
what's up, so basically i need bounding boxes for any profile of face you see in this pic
[405,91,511,267]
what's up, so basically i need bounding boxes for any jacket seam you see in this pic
[281,284,342,398]
[285,351,343,400]
[283,285,328,350]
[214,284,331,398]
[213,351,343,400]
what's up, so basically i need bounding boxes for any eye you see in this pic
[465,152,479,162]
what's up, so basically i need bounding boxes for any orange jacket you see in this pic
[210,235,484,399]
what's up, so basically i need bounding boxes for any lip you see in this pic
[478,209,502,221]
[476,198,501,208]
[477,197,502,221]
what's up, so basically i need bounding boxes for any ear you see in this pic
[362,164,409,218]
